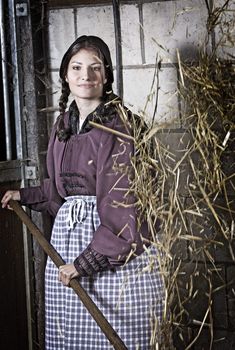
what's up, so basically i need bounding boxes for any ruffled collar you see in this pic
[68,93,121,135]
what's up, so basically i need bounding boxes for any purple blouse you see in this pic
[20,108,150,266]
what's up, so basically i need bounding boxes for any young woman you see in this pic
[1,35,164,349]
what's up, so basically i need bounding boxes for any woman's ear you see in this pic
[65,76,68,83]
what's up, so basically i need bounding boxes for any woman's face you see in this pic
[65,48,107,101]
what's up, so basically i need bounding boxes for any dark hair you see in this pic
[56,36,114,141]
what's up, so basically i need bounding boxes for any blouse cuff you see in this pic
[73,245,112,277]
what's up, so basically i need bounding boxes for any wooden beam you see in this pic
[0,160,22,183]
[47,0,138,8]
[48,0,112,7]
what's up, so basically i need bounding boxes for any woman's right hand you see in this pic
[1,190,21,210]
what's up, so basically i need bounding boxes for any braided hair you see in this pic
[56,36,114,141]
[56,80,71,141]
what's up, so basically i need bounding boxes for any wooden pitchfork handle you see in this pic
[9,200,127,350]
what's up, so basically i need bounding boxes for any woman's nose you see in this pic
[81,67,92,80]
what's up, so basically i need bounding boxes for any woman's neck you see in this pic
[75,98,101,120]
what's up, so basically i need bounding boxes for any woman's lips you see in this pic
[78,84,96,88]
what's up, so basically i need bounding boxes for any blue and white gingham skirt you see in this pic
[45,195,164,349]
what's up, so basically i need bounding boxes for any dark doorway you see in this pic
[0,183,29,350]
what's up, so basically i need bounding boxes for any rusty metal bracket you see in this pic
[16,3,28,17]
[24,166,37,180]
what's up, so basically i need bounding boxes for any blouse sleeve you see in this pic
[19,124,63,217]
[90,115,149,266]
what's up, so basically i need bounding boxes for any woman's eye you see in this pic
[93,66,101,71]
[72,66,81,70]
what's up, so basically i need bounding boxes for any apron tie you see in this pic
[67,198,87,229]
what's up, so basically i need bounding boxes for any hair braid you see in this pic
[56,80,71,141]
[59,80,70,114]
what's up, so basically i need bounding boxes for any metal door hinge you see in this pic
[16,3,28,17]
[25,166,37,180]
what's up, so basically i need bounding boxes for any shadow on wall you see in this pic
[178,43,202,63]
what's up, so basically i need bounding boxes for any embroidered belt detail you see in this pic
[60,172,85,179]
[63,183,84,189]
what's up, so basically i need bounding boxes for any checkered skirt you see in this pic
[45,195,164,349]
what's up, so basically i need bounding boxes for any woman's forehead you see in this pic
[70,48,103,64]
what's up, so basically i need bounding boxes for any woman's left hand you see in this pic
[58,264,79,286]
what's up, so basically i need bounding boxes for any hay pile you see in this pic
[127,1,235,349]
